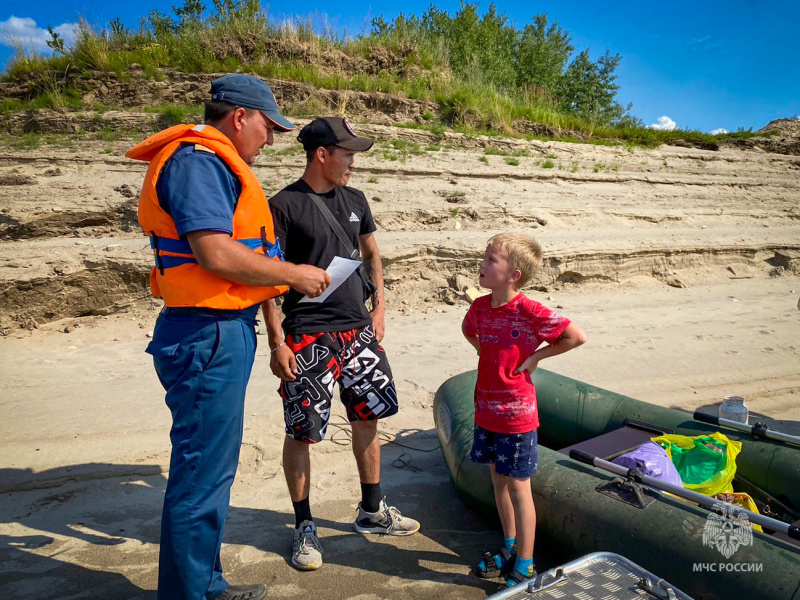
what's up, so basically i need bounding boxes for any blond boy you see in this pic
[462,233,587,587]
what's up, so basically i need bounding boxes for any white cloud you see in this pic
[0,16,79,53]
[650,116,677,131]
[710,128,728,135]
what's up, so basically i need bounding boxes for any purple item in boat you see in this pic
[612,441,684,487]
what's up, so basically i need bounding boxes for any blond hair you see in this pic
[487,233,542,288]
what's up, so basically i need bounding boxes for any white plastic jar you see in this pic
[720,395,749,424]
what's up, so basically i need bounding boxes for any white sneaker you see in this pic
[291,520,323,571]
[352,498,420,536]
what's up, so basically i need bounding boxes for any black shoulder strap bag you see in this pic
[306,192,378,311]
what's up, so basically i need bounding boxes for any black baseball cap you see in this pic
[297,117,374,152]
[210,74,295,132]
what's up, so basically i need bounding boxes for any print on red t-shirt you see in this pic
[463,293,570,434]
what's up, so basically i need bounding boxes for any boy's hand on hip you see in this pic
[270,345,298,381]
[514,355,539,375]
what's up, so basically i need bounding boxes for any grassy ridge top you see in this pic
[1,1,767,147]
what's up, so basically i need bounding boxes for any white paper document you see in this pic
[298,256,361,304]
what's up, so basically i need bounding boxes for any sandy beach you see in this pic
[1,121,799,598]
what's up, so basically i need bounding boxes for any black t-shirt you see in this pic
[270,179,377,334]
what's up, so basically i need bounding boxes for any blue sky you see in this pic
[1,1,798,133]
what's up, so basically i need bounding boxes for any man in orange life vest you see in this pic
[127,74,330,600]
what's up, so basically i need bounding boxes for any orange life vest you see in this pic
[127,124,288,308]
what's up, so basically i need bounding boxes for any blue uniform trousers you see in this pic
[146,308,258,600]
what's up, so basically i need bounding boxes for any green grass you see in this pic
[261,146,304,157]
[367,175,379,183]
[387,139,424,155]
[98,128,121,142]
[0,132,41,149]
[541,159,555,168]
[504,157,520,166]
[0,132,87,149]
[0,98,24,113]
[479,156,489,164]
[144,104,204,127]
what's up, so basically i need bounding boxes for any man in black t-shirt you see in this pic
[263,117,419,572]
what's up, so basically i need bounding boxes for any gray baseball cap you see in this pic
[210,74,295,132]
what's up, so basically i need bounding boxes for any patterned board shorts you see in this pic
[279,324,398,444]
[470,424,539,479]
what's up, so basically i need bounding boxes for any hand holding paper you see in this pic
[298,256,361,303]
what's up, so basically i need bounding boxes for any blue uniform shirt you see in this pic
[156,143,241,238]
[156,143,261,319]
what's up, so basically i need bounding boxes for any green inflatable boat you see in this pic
[434,369,800,600]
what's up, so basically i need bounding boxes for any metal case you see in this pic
[486,552,694,600]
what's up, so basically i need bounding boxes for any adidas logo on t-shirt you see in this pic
[349,212,359,222]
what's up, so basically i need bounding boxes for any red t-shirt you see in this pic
[463,293,570,434]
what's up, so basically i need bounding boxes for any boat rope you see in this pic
[326,418,441,472]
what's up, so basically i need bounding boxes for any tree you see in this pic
[367,5,635,126]
[148,10,177,38]
[370,16,390,37]
[174,0,205,27]
[421,3,516,89]
[558,49,626,125]
[516,14,573,94]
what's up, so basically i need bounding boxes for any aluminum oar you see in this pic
[569,449,800,541]
[693,411,800,448]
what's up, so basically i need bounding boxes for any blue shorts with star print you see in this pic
[469,424,538,479]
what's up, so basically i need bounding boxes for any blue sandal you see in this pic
[475,547,515,578]
[503,565,537,589]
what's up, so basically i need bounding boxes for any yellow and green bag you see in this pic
[651,432,742,496]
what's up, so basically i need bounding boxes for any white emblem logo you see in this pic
[349,212,359,222]
[702,502,753,558]
[343,117,357,137]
